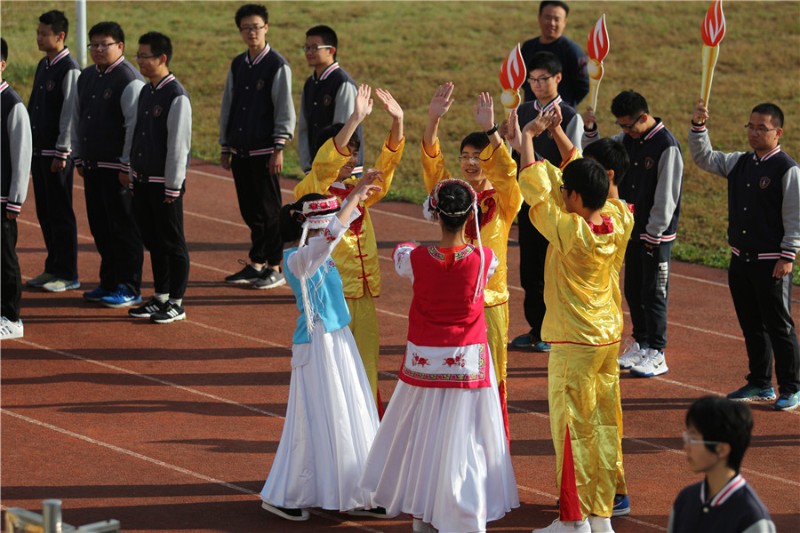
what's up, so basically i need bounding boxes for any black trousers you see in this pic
[729,255,800,394]
[230,154,283,267]
[31,155,78,280]
[518,201,549,340]
[1,214,22,321]
[624,239,673,351]
[133,182,190,300]
[82,165,143,292]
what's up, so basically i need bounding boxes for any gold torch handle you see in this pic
[700,44,720,107]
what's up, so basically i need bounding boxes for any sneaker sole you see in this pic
[261,501,309,521]
[129,310,157,319]
[253,278,287,290]
[151,312,187,324]
[612,507,631,517]
[226,278,261,285]
[729,395,777,402]
[102,299,143,309]
[1,332,24,340]
[630,366,669,378]
[43,283,81,293]
[775,402,799,411]
[83,294,107,302]
[346,509,387,518]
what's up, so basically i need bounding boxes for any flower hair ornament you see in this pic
[422,178,486,302]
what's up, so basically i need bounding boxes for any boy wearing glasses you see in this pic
[669,396,775,533]
[689,101,799,412]
[583,90,683,379]
[72,21,146,309]
[511,51,583,353]
[220,3,296,290]
[298,25,362,175]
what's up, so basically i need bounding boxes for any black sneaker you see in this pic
[128,297,167,318]
[253,267,286,289]
[225,261,264,284]
[150,302,186,324]
[346,507,387,518]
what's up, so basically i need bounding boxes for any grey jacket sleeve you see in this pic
[332,81,356,124]
[298,86,309,170]
[688,128,745,177]
[6,103,33,212]
[564,113,584,152]
[645,145,683,239]
[120,79,145,167]
[742,519,777,533]
[56,69,80,157]
[164,95,192,195]
[70,78,82,163]
[780,165,800,258]
[270,63,296,147]
[218,69,233,150]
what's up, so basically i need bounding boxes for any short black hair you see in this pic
[611,90,649,119]
[139,31,172,65]
[460,132,490,154]
[1,37,7,62]
[539,1,569,16]
[89,21,124,44]
[527,51,563,76]
[306,25,338,60]
[279,193,330,244]
[314,123,360,156]
[751,102,784,128]
[436,181,477,232]
[39,10,69,37]
[686,396,753,472]
[562,158,608,210]
[235,4,268,28]
[582,138,630,187]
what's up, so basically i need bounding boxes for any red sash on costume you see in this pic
[330,181,365,234]
[465,189,497,241]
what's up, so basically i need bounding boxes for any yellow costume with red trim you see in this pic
[295,135,406,412]
[519,156,633,520]
[421,139,522,440]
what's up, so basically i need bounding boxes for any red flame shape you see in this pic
[587,14,610,61]
[701,0,726,46]
[499,44,526,90]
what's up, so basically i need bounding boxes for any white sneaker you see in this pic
[618,341,646,369]
[630,349,669,377]
[588,516,615,533]
[0,316,24,340]
[533,518,591,532]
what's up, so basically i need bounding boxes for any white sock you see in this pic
[169,298,182,307]
[155,293,169,303]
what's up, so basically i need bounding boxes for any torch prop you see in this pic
[700,0,726,107]
[586,14,609,112]
[499,44,527,118]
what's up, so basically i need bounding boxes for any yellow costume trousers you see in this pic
[485,303,510,440]
[548,343,623,520]
[346,294,380,407]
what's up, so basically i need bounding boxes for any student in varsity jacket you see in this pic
[298,25,362,175]
[27,10,81,294]
[1,38,33,341]
[690,100,800,412]
[71,21,146,309]
[219,3,296,290]
[127,32,192,325]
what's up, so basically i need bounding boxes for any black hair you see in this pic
[460,132,490,154]
[306,25,337,59]
[686,396,753,472]
[89,21,124,44]
[235,4,268,28]
[527,51,563,75]
[314,123,359,156]
[582,138,630,187]
[1,37,7,62]
[138,32,172,65]
[751,102,784,128]
[539,1,569,16]
[611,90,649,118]
[562,158,608,210]
[436,181,478,232]
[39,10,69,37]
[279,193,331,244]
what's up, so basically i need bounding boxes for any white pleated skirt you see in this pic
[360,362,519,532]
[260,324,379,511]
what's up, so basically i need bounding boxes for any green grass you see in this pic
[3,0,799,282]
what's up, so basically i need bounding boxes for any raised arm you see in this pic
[334,84,373,153]
[423,82,454,153]
[375,87,404,150]
[474,92,502,149]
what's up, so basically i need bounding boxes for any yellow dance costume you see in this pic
[519,157,633,520]
[295,136,405,412]
[421,139,522,439]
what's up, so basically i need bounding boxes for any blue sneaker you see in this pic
[726,384,777,402]
[510,333,534,348]
[532,340,552,352]
[612,494,631,517]
[83,286,114,302]
[774,392,800,411]
[100,284,142,308]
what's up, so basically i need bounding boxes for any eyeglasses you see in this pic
[135,54,157,60]
[240,25,266,33]
[744,124,777,134]
[528,74,555,86]
[303,44,334,53]
[682,431,721,447]
[616,114,644,131]
[458,155,481,164]
[88,41,119,51]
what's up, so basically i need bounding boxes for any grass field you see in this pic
[2,0,799,281]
